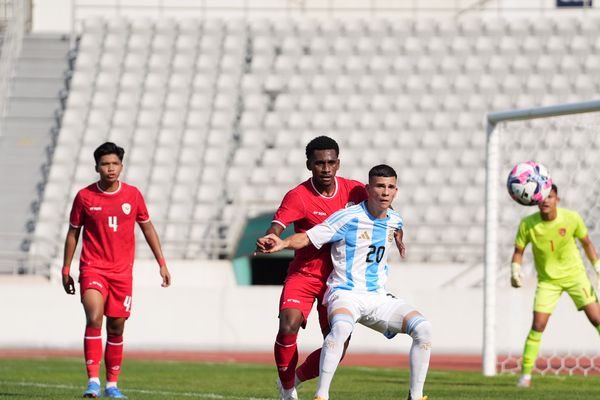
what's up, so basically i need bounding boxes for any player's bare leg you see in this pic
[82,289,105,398]
[104,317,127,398]
[582,301,600,338]
[275,308,303,400]
[519,311,551,388]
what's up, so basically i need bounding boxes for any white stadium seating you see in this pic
[38,15,600,262]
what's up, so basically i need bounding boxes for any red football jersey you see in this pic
[69,181,150,276]
[272,176,367,279]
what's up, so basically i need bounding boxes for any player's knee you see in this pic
[329,314,355,342]
[278,320,301,335]
[531,320,547,332]
[407,316,432,347]
[85,314,103,328]
[106,318,125,336]
[278,310,303,334]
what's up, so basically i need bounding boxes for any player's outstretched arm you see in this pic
[510,246,525,288]
[579,235,600,279]
[139,221,171,288]
[257,232,310,253]
[394,229,406,258]
[61,226,81,295]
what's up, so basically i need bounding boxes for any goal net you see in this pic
[483,100,600,376]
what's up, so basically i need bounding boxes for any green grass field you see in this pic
[0,357,598,399]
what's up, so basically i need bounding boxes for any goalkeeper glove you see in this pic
[511,262,523,288]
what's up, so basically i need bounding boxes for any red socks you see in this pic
[84,328,124,383]
[105,335,124,382]
[296,347,322,382]
[84,327,102,379]
[274,333,298,389]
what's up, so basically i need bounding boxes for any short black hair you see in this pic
[93,142,125,165]
[551,184,558,195]
[368,164,397,180]
[305,136,339,160]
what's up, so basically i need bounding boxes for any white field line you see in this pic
[0,380,276,400]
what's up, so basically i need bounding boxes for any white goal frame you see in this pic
[483,99,600,376]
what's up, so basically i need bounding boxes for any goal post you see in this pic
[483,99,600,376]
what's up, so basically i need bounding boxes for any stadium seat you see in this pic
[458,17,483,37]
[531,17,554,39]
[536,54,559,80]
[545,36,568,57]
[511,55,533,76]
[506,18,529,38]
[579,16,600,36]
[518,35,543,59]
[486,54,510,80]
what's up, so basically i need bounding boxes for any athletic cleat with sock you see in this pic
[313,397,328,400]
[407,391,428,400]
[82,381,101,398]
[104,386,127,398]
[517,374,532,388]
[276,378,298,400]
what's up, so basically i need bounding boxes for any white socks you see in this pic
[315,314,355,399]
[407,317,432,400]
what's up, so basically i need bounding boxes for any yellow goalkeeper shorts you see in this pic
[533,274,598,313]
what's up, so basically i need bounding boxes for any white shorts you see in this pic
[324,289,417,336]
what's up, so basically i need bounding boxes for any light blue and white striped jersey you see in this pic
[306,201,404,294]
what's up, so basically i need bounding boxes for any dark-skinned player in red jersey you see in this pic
[257,136,368,400]
[61,142,171,399]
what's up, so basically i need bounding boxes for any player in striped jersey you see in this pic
[258,164,431,400]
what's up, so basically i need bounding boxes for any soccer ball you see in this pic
[506,161,553,206]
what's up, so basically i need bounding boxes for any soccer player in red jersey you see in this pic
[260,136,368,400]
[61,142,171,399]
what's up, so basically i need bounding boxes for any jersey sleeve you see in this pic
[272,190,305,229]
[573,211,588,239]
[306,210,353,249]
[395,216,404,230]
[136,188,150,223]
[69,192,85,228]
[515,219,529,249]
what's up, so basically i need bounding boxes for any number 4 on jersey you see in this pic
[123,296,132,312]
[108,216,118,232]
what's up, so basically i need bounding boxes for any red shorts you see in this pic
[279,272,329,333]
[79,271,133,318]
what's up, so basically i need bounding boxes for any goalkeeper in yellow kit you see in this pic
[511,184,600,387]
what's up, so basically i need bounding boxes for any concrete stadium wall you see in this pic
[1,260,597,355]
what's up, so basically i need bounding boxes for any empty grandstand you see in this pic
[29,9,600,273]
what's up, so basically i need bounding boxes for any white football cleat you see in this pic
[517,374,532,388]
[276,378,299,400]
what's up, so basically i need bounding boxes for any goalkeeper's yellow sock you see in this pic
[521,329,543,375]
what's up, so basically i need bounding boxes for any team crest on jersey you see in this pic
[559,228,566,236]
[121,203,131,215]
[387,230,394,242]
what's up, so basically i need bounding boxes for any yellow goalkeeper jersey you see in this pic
[515,208,588,282]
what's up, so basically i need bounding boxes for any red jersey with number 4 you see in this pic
[272,176,367,280]
[69,181,150,276]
